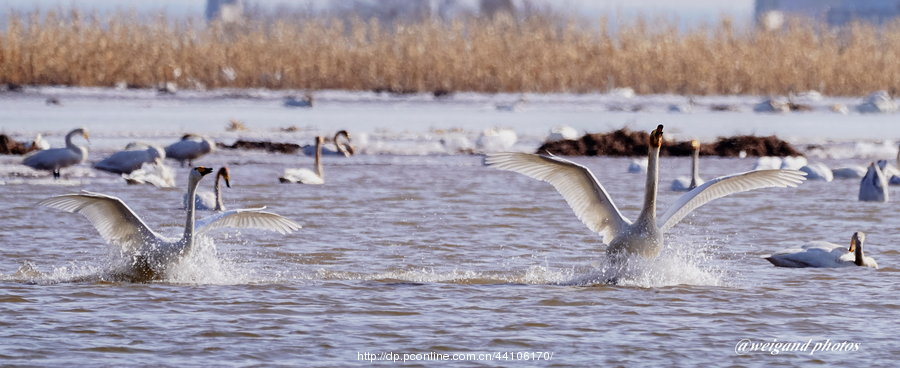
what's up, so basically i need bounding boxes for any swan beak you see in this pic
[196,166,213,176]
[650,124,664,147]
[848,238,857,253]
[224,170,231,188]
[82,131,90,142]
[691,139,700,149]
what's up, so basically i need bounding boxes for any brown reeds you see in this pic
[2,10,900,95]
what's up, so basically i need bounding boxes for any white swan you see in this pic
[799,162,833,182]
[302,130,355,157]
[95,142,165,175]
[856,90,898,113]
[832,165,867,179]
[38,166,301,281]
[765,232,878,268]
[752,156,782,170]
[547,125,580,142]
[280,136,325,185]
[184,167,230,211]
[22,128,89,179]
[123,159,176,188]
[671,140,704,191]
[25,133,50,151]
[877,158,900,185]
[859,162,889,202]
[485,125,806,259]
[477,128,518,152]
[627,158,648,173]
[165,134,214,167]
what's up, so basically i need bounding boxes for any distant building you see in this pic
[206,0,244,23]
[756,0,900,29]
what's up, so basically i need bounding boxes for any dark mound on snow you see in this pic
[0,134,39,155]
[537,128,802,157]
[217,140,301,154]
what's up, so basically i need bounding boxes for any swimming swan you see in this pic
[280,136,325,185]
[765,232,878,268]
[95,142,165,175]
[165,134,214,167]
[859,162,889,202]
[22,128,89,179]
[184,167,230,211]
[302,130,355,157]
[485,125,806,259]
[38,167,301,281]
[671,140,704,191]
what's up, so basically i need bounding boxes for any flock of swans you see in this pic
[17,124,893,283]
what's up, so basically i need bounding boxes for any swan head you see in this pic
[189,166,214,182]
[71,128,90,142]
[218,167,231,188]
[848,231,866,253]
[690,139,700,150]
[316,136,325,145]
[649,125,664,148]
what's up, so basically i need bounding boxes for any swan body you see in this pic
[766,232,877,268]
[39,167,301,281]
[547,125,580,142]
[284,94,313,108]
[876,159,900,185]
[752,156,782,170]
[628,158,648,173]
[780,156,808,170]
[753,97,790,113]
[477,128,518,151]
[184,167,230,211]
[856,90,897,113]
[486,125,806,259]
[671,140,704,191]
[301,130,354,157]
[832,166,867,179]
[859,162,889,202]
[165,134,214,167]
[799,162,833,182]
[123,159,176,188]
[22,128,89,179]
[281,136,325,184]
[95,142,165,174]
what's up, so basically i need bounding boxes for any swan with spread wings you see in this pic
[39,166,300,281]
[485,125,806,258]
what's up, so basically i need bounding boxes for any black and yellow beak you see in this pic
[848,238,857,253]
[196,166,213,175]
[222,167,231,188]
[650,124,664,147]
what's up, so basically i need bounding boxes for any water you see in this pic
[1,90,899,366]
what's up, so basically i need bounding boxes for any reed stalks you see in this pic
[2,10,899,96]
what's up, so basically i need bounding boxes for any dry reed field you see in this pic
[2,10,900,95]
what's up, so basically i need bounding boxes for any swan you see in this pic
[485,125,806,259]
[302,130,355,157]
[859,162,889,202]
[95,143,165,175]
[477,128,518,152]
[184,167,230,211]
[25,133,50,151]
[123,159,176,188]
[38,166,301,281]
[165,134,214,167]
[22,128,89,179]
[627,158,648,174]
[765,232,878,268]
[496,96,526,112]
[877,158,900,185]
[856,90,898,113]
[752,156,783,170]
[547,125,580,142]
[671,140,704,191]
[832,165,867,179]
[280,136,325,185]
[284,93,314,108]
[799,162,833,182]
[780,156,808,170]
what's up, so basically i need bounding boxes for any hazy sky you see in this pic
[0,0,756,26]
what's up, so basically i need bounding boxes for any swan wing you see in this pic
[659,169,806,232]
[38,191,161,252]
[484,152,631,241]
[196,207,302,235]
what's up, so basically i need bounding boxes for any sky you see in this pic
[0,0,756,26]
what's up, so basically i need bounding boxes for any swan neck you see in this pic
[690,148,700,187]
[638,145,660,223]
[214,171,224,211]
[855,243,864,266]
[65,130,78,149]
[315,139,323,179]
[182,176,201,244]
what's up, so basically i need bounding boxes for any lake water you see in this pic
[1,89,898,366]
